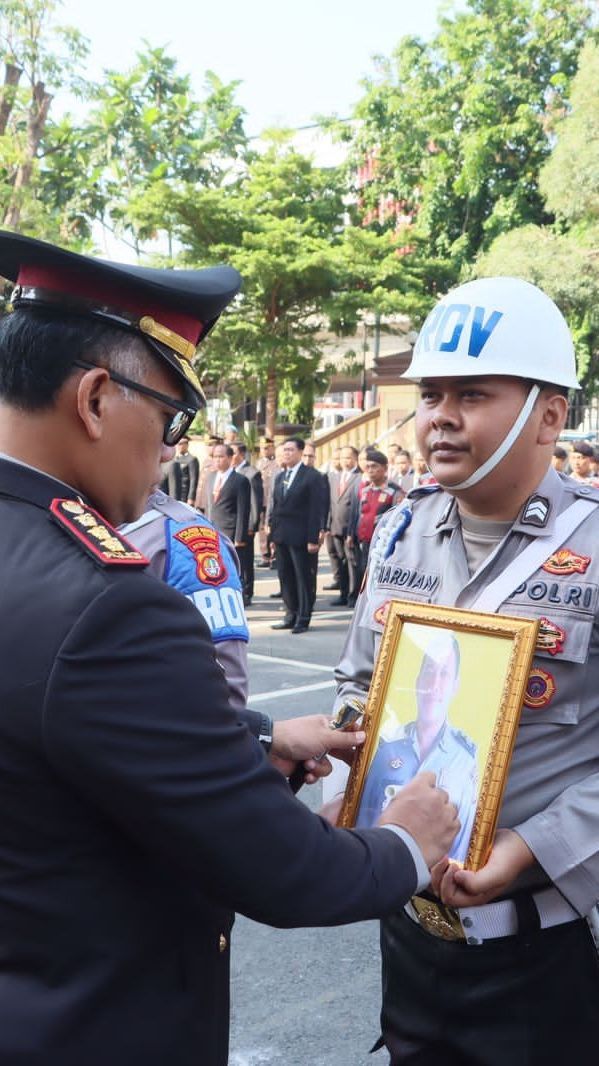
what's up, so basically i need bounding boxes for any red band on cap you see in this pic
[18,265,204,344]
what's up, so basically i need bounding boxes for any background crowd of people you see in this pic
[160,431,599,633]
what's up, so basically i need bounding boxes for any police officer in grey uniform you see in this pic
[334,276,599,1065]
[356,632,477,865]
[122,492,250,711]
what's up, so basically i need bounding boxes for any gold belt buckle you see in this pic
[411,895,465,941]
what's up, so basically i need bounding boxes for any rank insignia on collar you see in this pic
[50,499,149,566]
[542,548,591,576]
[436,500,454,528]
[537,617,565,656]
[174,525,227,586]
[521,495,550,527]
[524,668,556,709]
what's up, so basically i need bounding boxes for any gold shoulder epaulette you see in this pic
[50,499,149,567]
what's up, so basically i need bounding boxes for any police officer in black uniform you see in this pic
[0,232,459,1066]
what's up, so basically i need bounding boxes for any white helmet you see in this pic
[404,277,579,492]
[403,276,580,390]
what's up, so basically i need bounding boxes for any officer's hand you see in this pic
[271,715,366,776]
[272,714,366,762]
[379,772,460,869]
[307,542,320,553]
[433,829,534,908]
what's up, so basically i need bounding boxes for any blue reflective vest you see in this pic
[164,515,249,645]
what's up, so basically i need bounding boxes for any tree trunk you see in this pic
[265,365,277,438]
[0,63,23,137]
[4,79,53,230]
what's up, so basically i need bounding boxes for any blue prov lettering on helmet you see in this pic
[418,303,504,358]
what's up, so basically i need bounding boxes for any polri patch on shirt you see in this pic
[50,499,148,566]
[542,548,591,576]
[521,495,551,528]
[174,525,228,587]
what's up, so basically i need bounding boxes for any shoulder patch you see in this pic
[521,494,550,528]
[174,524,228,587]
[407,483,442,501]
[453,728,477,757]
[50,499,149,567]
[573,481,599,502]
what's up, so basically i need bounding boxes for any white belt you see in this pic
[405,887,580,945]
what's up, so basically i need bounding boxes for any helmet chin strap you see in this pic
[433,384,541,492]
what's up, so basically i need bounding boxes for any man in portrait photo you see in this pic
[357,630,477,863]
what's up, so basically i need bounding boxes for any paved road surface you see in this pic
[228,560,385,1066]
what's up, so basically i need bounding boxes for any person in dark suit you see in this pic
[206,444,251,549]
[173,434,200,503]
[302,440,329,611]
[0,232,458,1066]
[160,454,180,496]
[269,436,324,634]
[327,444,361,607]
[232,441,263,605]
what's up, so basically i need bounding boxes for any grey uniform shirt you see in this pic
[123,493,249,712]
[335,467,599,915]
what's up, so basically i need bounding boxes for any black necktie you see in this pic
[283,470,292,494]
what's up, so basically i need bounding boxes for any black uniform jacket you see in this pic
[270,462,323,546]
[0,457,417,1066]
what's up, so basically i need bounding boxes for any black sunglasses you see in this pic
[73,360,197,446]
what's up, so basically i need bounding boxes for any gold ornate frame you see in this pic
[338,600,539,870]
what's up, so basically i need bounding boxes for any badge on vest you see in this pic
[524,668,556,709]
[374,600,392,627]
[536,617,565,656]
[50,499,148,566]
[542,548,591,576]
[174,525,227,587]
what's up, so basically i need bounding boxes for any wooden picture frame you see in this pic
[338,601,539,870]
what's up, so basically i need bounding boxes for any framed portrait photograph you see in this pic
[338,601,539,870]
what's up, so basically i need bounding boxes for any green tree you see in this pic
[341,0,593,320]
[78,49,247,254]
[475,39,599,394]
[539,38,599,226]
[0,0,88,235]
[171,134,353,435]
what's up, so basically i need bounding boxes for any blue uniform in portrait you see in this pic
[356,722,477,863]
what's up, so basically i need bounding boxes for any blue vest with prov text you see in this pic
[164,516,249,645]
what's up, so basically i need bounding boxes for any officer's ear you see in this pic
[73,365,113,442]
[536,388,568,446]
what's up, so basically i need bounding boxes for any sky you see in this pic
[58,0,455,136]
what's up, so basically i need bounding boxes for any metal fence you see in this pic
[566,395,599,437]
